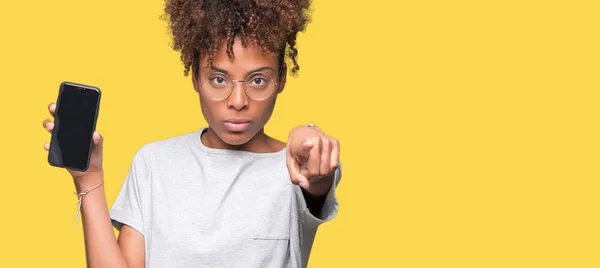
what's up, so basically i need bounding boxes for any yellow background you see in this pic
[0,0,598,267]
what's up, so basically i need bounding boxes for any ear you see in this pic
[277,63,287,94]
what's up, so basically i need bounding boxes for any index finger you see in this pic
[48,103,56,117]
[293,140,314,158]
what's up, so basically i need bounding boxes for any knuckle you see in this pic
[313,137,322,145]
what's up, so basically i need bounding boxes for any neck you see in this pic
[201,127,278,153]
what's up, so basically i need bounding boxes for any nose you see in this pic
[227,81,248,111]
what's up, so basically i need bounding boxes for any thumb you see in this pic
[92,131,103,150]
[295,172,310,190]
[287,151,310,189]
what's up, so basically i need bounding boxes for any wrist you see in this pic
[73,172,104,191]
[305,175,334,197]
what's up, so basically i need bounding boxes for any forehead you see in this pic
[201,38,279,74]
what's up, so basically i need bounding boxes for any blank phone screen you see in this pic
[49,83,100,171]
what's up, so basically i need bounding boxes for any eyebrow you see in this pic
[209,66,277,77]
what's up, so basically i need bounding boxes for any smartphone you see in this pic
[48,82,101,171]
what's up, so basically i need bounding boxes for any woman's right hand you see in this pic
[43,103,104,182]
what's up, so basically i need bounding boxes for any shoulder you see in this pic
[132,130,201,164]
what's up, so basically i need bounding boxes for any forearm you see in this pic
[302,175,333,217]
[74,174,128,268]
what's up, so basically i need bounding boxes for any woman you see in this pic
[42,0,341,267]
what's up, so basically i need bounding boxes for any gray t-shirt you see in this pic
[109,128,341,268]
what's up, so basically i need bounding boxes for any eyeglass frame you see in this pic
[198,71,281,101]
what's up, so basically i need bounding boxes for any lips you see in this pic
[223,119,251,132]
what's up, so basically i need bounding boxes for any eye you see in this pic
[251,78,265,85]
[212,77,226,84]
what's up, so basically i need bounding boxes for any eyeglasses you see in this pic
[199,72,278,101]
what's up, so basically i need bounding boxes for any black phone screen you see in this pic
[48,83,101,171]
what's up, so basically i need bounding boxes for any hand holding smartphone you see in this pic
[44,82,103,175]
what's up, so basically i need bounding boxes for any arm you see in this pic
[286,124,340,217]
[43,103,145,268]
[75,174,145,268]
[301,175,333,217]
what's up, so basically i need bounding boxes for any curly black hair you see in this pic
[163,0,312,77]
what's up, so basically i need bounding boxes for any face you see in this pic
[193,37,286,146]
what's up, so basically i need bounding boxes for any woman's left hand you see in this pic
[286,125,340,196]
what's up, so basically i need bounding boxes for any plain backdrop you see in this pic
[0,0,598,267]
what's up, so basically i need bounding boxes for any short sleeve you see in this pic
[297,164,342,228]
[109,150,147,236]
